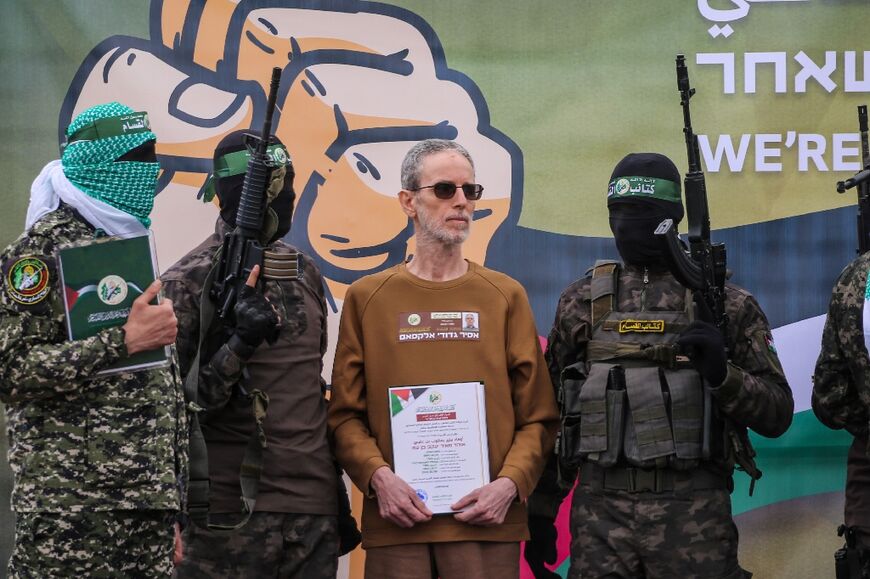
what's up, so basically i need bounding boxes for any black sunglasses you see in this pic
[411,182,484,200]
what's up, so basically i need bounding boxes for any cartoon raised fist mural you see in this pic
[61,0,521,309]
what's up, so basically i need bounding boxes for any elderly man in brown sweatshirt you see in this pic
[328,139,559,579]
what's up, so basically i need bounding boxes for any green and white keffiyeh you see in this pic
[61,102,159,227]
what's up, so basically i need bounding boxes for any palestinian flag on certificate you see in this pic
[389,387,429,417]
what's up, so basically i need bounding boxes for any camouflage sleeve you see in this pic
[197,344,246,410]
[812,259,870,435]
[162,273,241,411]
[545,279,592,391]
[0,245,126,403]
[712,287,794,438]
[529,279,590,518]
[162,277,201,380]
[0,311,126,403]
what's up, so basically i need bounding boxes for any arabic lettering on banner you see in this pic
[697,0,809,39]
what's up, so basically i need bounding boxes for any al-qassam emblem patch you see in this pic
[98,275,128,305]
[6,256,50,305]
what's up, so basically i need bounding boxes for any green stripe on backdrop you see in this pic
[732,409,851,515]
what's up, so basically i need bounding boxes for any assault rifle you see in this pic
[654,54,728,336]
[210,66,283,317]
[655,55,739,476]
[836,105,870,255]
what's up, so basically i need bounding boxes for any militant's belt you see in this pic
[580,462,728,493]
[262,249,302,281]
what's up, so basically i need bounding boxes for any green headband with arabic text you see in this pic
[198,143,291,203]
[607,176,682,204]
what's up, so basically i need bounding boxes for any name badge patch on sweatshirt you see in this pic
[397,311,480,342]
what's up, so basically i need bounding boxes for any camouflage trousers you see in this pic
[846,527,870,579]
[569,483,751,579]
[8,509,176,578]
[847,547,870,579]
[175,511,339,579]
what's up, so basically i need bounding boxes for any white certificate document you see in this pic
[389,381,490,514]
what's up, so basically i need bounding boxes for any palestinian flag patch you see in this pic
[764,332,777,355]
[5,256,50,305]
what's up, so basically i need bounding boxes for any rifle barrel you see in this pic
[676,54,701,174]
[859,105,868,167]
[260,67,282,155]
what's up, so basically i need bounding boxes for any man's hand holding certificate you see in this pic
[57,232,174,373]
[383,381,514,526]
[370,466,433,529]
[451,476,517,526]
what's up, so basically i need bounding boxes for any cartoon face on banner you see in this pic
[60,0,520,305]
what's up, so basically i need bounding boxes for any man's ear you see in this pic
[398,189,416,219]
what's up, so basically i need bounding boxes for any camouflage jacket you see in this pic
[530,263,793,517]
[813,252,870,436]
[0,205,187,512]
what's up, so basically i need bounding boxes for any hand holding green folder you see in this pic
[57,232,170,375]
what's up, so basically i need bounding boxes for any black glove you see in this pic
[228,284,280,357]
[335,468,362,556]
[675,320,728,386]
[524,515,560,579]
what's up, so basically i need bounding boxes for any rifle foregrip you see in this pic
[235,156,270,233]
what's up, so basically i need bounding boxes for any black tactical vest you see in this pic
[559,261,709,471]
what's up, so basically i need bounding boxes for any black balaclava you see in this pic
[607,152,683,266]
[208,129,296,243]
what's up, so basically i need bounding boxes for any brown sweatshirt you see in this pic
[328,262,558,548]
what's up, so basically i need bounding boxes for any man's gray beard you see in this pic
[415,211,469,247]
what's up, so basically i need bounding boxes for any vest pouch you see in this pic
[623,367,676,468]
[596,387,626,468]
[559,363,587,467]
[663,368,704,470]
[560,416,581,468]
[577,363,615,461]
[560,362,621,466]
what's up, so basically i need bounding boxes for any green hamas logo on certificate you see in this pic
[98,275,128,305]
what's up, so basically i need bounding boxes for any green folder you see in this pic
[57,232,169,375]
